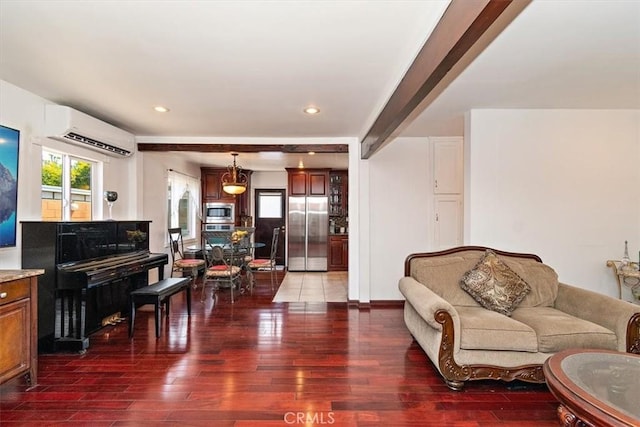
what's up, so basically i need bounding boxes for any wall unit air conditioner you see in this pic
[45,105,135,157]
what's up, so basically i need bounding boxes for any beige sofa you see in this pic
[399,246,640,390]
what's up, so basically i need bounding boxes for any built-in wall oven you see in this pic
[204,202,235,224]
[203,223,234,231]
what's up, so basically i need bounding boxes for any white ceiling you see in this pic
[402,0,640,136]
[1,1,639,170]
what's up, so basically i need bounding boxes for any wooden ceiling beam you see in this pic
[137,143,349,153]
[360,0,521,159]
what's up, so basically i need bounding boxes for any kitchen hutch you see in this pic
[328,170,348,271]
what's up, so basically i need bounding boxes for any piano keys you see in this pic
[21,221,168,353]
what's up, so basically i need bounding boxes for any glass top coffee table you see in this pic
[543,349,640,426]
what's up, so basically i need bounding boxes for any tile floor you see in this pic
[272,271,348,302]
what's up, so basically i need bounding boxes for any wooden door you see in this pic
[254,189,286,265]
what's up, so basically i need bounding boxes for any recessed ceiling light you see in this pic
[154,106,169,113]
[303,106,320,115]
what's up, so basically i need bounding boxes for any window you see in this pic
[167,170,200,241]
[258,192,283,218]
[41,149,96,221]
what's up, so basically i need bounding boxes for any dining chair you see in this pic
[233,226,256,293]
[168,227,205,290]
[201,230,242,304]
[248,227,280,292]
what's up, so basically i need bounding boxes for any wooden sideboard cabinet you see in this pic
[0,270,43,387]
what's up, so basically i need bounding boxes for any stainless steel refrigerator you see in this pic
[288,196,328,271]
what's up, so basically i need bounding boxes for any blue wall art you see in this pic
[0,125,20,247]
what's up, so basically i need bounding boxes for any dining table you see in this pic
[191,240,266,295]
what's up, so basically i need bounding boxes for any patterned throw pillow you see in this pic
[460,250,531,316]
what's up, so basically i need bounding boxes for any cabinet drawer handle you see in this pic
[0,292,7,299]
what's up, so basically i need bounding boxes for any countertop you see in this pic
[0,269,45,283]
[330,233,349,237]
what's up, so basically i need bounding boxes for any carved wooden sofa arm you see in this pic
[627,313,640,354]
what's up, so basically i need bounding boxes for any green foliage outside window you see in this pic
[41,158,91,189]
[71,161,91,189]
[42,159,62,187]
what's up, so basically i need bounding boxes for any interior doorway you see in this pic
[254,189,286,266]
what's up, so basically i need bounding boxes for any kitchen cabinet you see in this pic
[201,167,252,224]
[329,170,348,217]
[202,168,235,202]
[286,169,330,196]
[329,235,349,271]
[0,270,43,387]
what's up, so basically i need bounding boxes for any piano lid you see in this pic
[56,221,150,264]
[57,250,168,289]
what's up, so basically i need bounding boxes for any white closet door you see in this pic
[434,195,462,250]
[433,139,463,194]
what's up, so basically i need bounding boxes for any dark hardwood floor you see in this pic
[0,273,558,426]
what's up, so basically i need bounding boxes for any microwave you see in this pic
[204,202,235,223]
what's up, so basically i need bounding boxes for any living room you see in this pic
[0,0,639,425]
[0,1,636,304]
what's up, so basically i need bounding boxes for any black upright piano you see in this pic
[21,221,168,353]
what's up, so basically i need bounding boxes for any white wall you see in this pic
[249,170,287,220]
[10,76,635,303]
[251,171,287,190]
[465,109,640,297]
[140,151,201,278]
[0,80,136,268]
[367,137,431,300]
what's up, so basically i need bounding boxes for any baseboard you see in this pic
[347,300,404,309]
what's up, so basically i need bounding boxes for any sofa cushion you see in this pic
[456,306,538,352]
[460,250,531,316]
[511,307,618,352]
[411,256,480,306]
[503,259,559,307]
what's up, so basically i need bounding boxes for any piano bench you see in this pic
[129,277,192,338]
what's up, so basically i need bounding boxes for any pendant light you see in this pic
[222,152,248,195]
